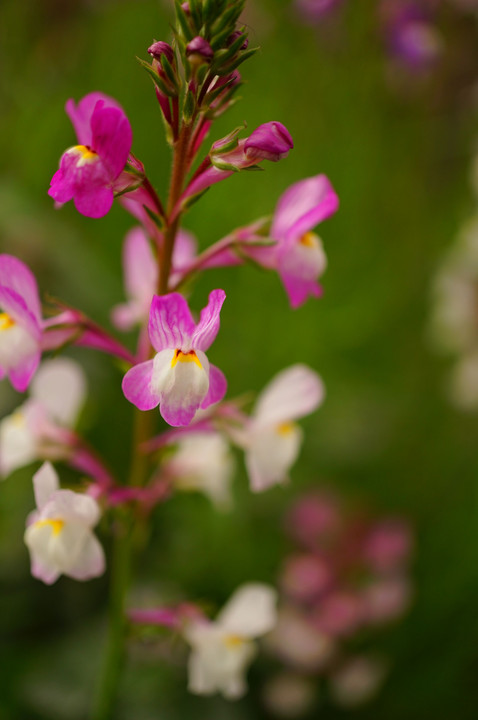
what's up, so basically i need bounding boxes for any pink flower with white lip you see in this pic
[111,227,197,331]
[0,254,42,392]
[270,174,339,308]
[184,583,277,699]
[238,365,325,492]
[48,92,132,218]
[122,290,227,427]
[0,357,86,478]
[24,462,105,585]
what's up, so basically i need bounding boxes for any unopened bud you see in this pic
[227,31,249,50]
[187,36,214,61]
[148,41,175,64]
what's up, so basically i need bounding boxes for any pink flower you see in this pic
[24,462,105,585]
[122,290,227,426]
[0,254,42,392]
[48,92,133,218]
[270,175,339,308]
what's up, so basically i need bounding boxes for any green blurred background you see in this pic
[1,0,478,718]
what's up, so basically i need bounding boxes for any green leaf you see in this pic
[161,55,179,91]
[183,88,195,121]
[175,0,193,41]
[216,47,259,75]
[189,0,202,31]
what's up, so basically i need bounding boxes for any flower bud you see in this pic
[244,122,294,162]
[186,36,214,62]
[148,41,175,64]
[227,31,249,50]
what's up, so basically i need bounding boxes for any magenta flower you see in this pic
[122,291,227,426]
[48,92,133,218]
[0,254,42,392]
[270,174,339,308]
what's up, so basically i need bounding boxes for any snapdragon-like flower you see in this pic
[0,358,86,478]
[112,227,197,331]
[269,174,339,308]
[164,431,235,510]
[49,92,133,218]
[0,254,43,392]
[238,365,325,492]
[122,290,227,426]
[24,462,105,585]
[184,583,277,699]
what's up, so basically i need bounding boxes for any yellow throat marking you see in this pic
[300,232,317,248]
[73,145,98,164]
[171,349,202,369]
[35,518,65,536]
[0,312,15,331]
[224,634,244,649]
[277,422,295,436]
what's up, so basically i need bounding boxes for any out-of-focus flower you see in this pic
[48,92,133,218]
[266,606,334,671]
[286,491,341,548]
[0,358,86,477]
[280,553,332,602]
[122,290,227,426]
[184,583,277,699]
[112,227,197,331]
[236,365,325,492]
[384,4,443,72]
[263,673,317,718]
[330,656,388,707]
[163,431,235,509]
[24,462,105,584]
[294,0,344,23]
[0,254,43,392]
[362,518,413,573]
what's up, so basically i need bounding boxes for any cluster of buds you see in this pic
[263,491,413,716]
[429,153,478,410]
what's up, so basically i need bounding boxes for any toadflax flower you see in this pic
[0,357,86,478]
[24,462,105,584]
[48,92,133,218]
[237,365,325,492]
[184,583,277,699]
[122,290,227,426]
[269,174,339,308]
[0,254,43,392]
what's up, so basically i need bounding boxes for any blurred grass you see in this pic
[1,0,478,718]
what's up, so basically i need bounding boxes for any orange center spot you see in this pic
[171,349,202,369]
[0,312,15,331]
[224,634,244,648]
[300,232,317,248]
[277,422,295,436]
[35,519,64,536]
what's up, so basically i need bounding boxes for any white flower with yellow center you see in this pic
[184,583,277,699]
[240,365,325,492]
[24,462,105,584]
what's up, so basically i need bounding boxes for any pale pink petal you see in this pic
[33,461,59,511]
[191,289,226,352]
[148,293,196,352]
[254,365,325,427]
[218,584,278,638]
[0,286,41,339]
[122,359,159,411]
[0,255,42,323]
[30,358,86,427]
[123,227,157,307]
[8,349,42,393]
[173,229,198,271]
[271,175,339,242]
[154,349,210,427]
[279,269,322,309]
[201,364,227,409]
[111,302,140,332]
[67,534,106,580]
[42,488,101,526]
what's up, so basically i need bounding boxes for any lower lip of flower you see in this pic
[0,312,15,331]
[224,634,245,648]
[171,349,202,368]
[300,232,319,248]
[277,422,296,436]
[71,145,99,166]
[35,518,65,536]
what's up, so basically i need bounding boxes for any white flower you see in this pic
[165,432,235,509]
[0,357,86,477]
[24,462,105,584]
[184,583,277,699]
[239,365,325,492]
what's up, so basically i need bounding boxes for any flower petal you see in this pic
[65,92,123,147]
[245,424,302,492]
[0,255,42,323]
[271,175,339,242]
[33,461,60,512]
[191,289,226,352]
[67,533,106,581]
[122,359,159,411]
[253,365,325,427]
[153,349,210,427]
[30,357,86,427]
[201,364,227,409]
[8,347,42,393]
[148,293,196,353]
[74,184,114,219]
[217,583,278,638]
[90,103,133,179]
[123,227,157,308]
